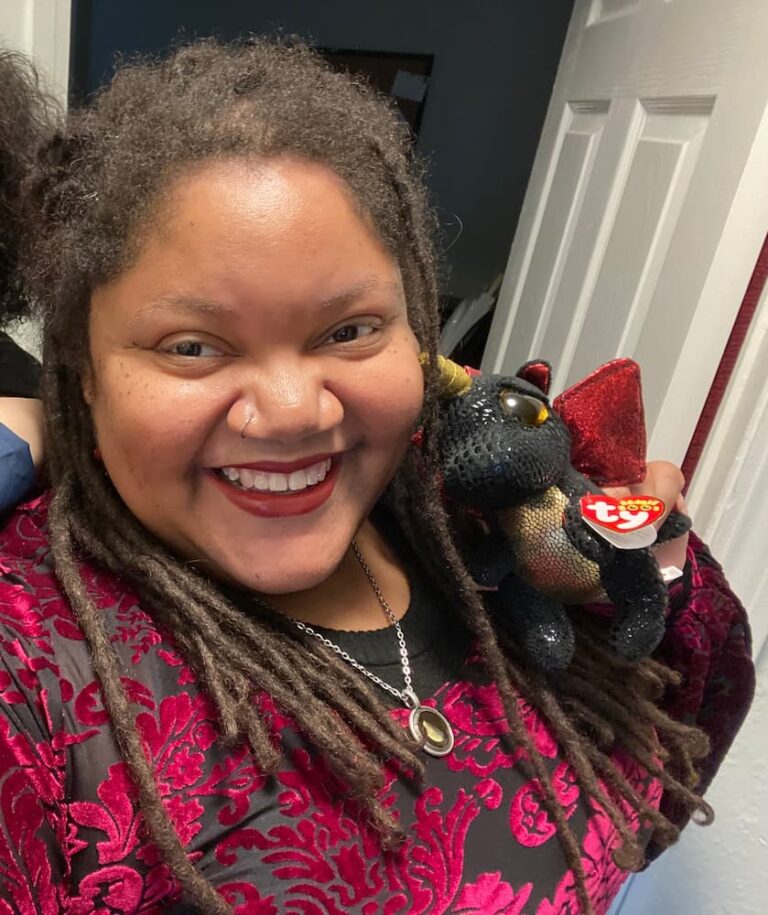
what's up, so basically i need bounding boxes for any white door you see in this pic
[483,0,768,467]
[0,0,71,105]
[483,6,768,912]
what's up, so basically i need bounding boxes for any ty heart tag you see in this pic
[580,494,665,550]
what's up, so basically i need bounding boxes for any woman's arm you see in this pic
[651,533,754,836]
[596,462,755,841]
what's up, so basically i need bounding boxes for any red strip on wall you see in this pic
[681,231,768,490]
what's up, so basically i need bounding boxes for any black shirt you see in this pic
[0,331,40,398]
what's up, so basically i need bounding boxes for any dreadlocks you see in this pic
[22,38,711,914]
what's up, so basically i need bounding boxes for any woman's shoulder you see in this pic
[0,491,61,600]
[0,488,51,552]
[0,492,170,677]
[0,493,78,666]
[0,491,57,589]
[0,492,126,649]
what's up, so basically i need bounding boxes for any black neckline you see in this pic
[222,506,472,695]
[306,560,438,667]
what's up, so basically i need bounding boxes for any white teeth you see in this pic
[288,469,307,491]
[219,457,334,493]
[268,473,288,492]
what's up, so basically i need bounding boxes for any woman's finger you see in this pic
[604,461,685,523]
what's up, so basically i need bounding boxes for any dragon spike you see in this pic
[419,353,474,398]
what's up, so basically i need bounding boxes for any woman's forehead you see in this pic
[135,157,393,270]
[91,162,405,325]
[158,156,359,223]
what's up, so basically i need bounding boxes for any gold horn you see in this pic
[419,353,473,398]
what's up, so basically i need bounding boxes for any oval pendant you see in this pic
[408,705,455,757]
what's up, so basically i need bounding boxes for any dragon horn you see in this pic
[419,354,473,397]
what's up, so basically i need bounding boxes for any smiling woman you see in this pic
[85,157,422,593]
[0,37,749,915]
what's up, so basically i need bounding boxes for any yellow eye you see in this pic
[499,390,550,426]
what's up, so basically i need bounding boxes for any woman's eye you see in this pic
[164,340,222,358]
[328,323,377,344]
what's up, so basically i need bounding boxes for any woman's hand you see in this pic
[602,460,689,573]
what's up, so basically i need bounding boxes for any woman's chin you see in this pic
[210,551,347,597]
[252,570,335,597]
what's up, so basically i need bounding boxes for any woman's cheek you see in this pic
[391,367,425,427]
[92,375,183,463]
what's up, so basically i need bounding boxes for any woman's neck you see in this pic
[263,518,411,632]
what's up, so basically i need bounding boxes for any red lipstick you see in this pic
[209,456,340,518]
[222,453,336,474]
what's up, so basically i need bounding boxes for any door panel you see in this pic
[513,103,609,362]
[567,99,712,397]
[484,0,768,465]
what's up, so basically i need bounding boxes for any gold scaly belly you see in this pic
[498,487,602,603]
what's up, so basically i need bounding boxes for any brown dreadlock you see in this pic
[22,38,712,914]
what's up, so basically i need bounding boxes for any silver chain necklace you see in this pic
[289,542,455,757]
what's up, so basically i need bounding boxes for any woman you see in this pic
[0,49,50,509]
[0,39,752,914]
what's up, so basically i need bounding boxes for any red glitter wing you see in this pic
[552,358,647,487]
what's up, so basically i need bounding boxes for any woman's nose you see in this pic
[227,364,343,444]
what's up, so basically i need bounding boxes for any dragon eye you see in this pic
[499,390,550,426]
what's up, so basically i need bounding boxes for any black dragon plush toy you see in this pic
[429,355,691,671]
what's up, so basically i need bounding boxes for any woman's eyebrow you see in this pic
[134,278,404,317]
[134,295,236,318]
[317,277,404,310]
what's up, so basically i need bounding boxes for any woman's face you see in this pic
[86,158,424,594]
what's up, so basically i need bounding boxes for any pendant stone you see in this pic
[408,705,455,757]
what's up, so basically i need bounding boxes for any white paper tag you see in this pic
[581,514,659,550]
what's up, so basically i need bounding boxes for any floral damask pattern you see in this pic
[454,871,533,915]
[439,680,559,779]
[0,497,752,913]
[509,761,580,848]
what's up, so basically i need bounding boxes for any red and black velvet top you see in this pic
[0,496,753,914]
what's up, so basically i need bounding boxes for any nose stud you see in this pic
[237,401,257,438]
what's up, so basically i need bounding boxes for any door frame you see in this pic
[0,0,72,106]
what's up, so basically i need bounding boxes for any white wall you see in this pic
[614,650,767,915]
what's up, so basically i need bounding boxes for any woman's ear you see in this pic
[81,366,94,406]
[516,360,551,396]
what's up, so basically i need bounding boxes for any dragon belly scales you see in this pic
[499,487,601,604]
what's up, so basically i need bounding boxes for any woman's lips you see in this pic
[209,455,341,518]
[225,453,337,474]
